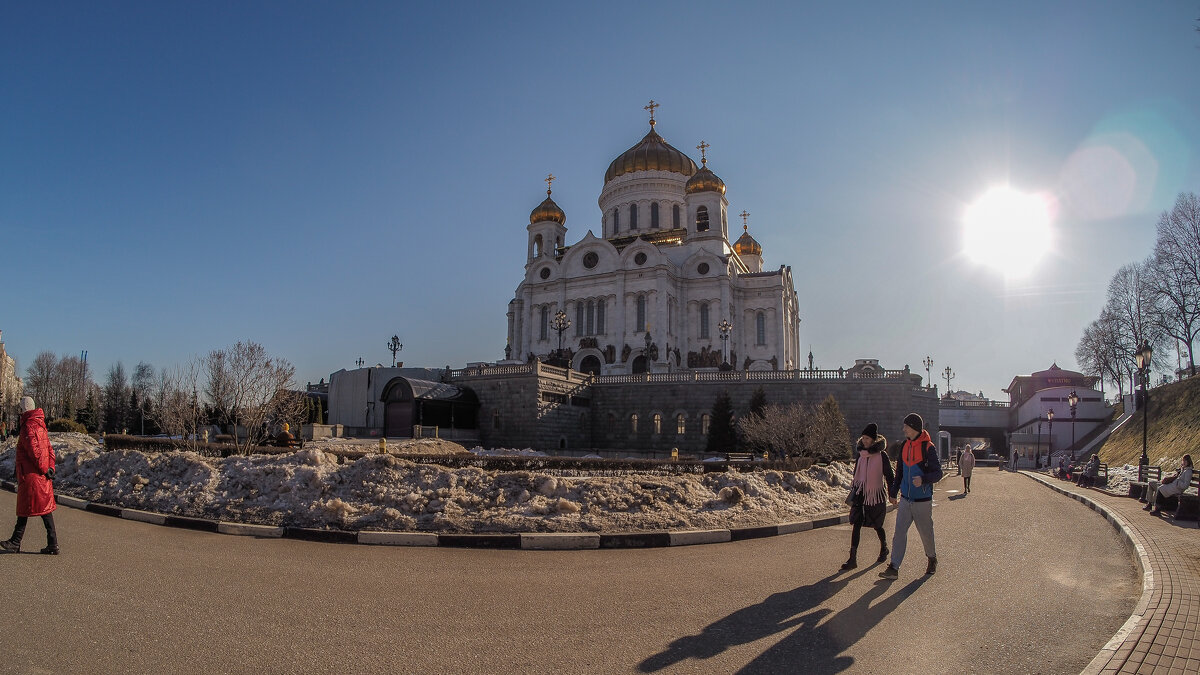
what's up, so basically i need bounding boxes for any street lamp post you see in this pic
[923,356,933,387]
[1068,390,1079,461]
[552,310,571,359]
[387,335,403,367]
[718,319,733,367]
[942,366,955,396]
[1036,422,1042,469]
[355,357,365,368]
[1135,341,1153,479]
[1046,408,1055,469]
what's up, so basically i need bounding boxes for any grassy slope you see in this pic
[1096,375,1200,468]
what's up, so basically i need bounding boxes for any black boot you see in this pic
[925,557,938,575]
[39,545,58,555]
[0,539,18,553]
[877,544,889,564]
[840,548,857,570]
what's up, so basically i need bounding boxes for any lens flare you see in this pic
[963,187,1053,278]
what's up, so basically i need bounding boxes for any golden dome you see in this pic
[734,225,762,257]
[685,165,726,195]
[530,191,565,225]
[604,126,698,183]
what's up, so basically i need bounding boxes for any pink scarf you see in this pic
[851,448,887,506]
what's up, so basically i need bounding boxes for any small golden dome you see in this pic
[605,127,698,183]
[734,225,762,257]
[685,165,726,195]
[530,191,566,225]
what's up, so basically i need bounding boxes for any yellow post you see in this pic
[762,451,769,461]
[671,447,679,461]
[379,437,387,454]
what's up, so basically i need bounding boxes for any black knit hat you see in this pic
[861,423,878,439]
[903,413,923,432]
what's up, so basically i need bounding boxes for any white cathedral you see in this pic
[506,104,801,376]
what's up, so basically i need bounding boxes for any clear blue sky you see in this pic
[3,2,1199,399]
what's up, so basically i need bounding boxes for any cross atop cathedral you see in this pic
[696,141,710,166]
[739,210,750,230]
[644,99,659,127]
[545,173,555,195]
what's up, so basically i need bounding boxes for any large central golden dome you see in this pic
[604,126,699,183]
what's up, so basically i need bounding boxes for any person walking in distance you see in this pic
[879,413,942,579]
[840,423,894,570]
[960,445,975,493]
[1,397,59,554]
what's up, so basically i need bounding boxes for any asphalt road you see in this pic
[0,469,1138,674]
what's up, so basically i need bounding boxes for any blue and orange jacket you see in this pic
[889,430,943,501]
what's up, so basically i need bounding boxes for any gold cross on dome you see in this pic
[696,141,710,166]
[644,99,659,126]
[739,210,750,231]
[545,173,555,195]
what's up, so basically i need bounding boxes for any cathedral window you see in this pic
[653,413,662,435]
[756,312,766,345]
[676,414,686,435]
[672,204,680,228]
[651,202,659,228]
[636,295,646,332]
[629,204,638,229]
[700,303,710,339]
[696,206,710,232]
[540,307,548,340]
[576,303,584,336]
[630,414,638,435]
[721,208,727,229]
[613,207,620,233]
[534,234,543,257]
[586,300,595,335]
[596,299,606,334]
[701,414,710,435]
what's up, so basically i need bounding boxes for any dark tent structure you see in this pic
[381,377,479,438]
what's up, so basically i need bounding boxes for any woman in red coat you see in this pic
[1,396,59,554]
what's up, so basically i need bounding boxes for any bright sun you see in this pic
[963,186,1054,277]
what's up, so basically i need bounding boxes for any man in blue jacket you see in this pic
[879,412,943,579]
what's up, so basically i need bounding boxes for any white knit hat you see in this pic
[20,396,35,413]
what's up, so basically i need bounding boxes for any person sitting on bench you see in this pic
[1076,454,1100,487]
[1145,454,1193,515]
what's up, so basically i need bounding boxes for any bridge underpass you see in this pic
[938,400,1012,458]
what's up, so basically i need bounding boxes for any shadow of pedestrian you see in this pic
[947,493,968,501]
[636,569,870,673]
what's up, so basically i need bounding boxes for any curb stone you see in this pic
[0,480,859,550]
[1019,472,1154,675]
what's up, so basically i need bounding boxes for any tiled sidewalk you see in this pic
[1023,472,1199,675]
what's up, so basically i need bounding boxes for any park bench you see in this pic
[1129,466,1162,501]
[1149,472,1200,521]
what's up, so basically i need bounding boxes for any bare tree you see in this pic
[204,341,302,453]
[102,362,129,434]
[24,352,57,415]
[130,361,155,434]
[738,395,850,461]
[1150,192,1200,376]
[150,361,204,452]
[1104,261,1166,391]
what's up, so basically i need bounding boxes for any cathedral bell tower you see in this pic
[527,174,567,265]
[683,142,729,248]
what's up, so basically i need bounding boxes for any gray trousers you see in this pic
[891,498,936,567]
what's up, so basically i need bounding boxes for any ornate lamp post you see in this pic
[552,310,571,359]
[942,366,955,396]
[387,335,403,367]
[1135,341,1153,478]
[923,356,934,387]
[355,357,365,368]
[1046,408,1055,469]
[718,319,733,366]
[1068,390,1079,461]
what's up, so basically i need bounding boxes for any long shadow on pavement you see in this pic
[638,569,927,674]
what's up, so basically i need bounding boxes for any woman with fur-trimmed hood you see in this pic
[840,423,894,570]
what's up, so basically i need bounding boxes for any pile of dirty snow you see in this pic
[0,433,855,533]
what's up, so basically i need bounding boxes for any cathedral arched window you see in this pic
[586,300,595,335]
[721,208,727,229]
[630,414,638,435]
[676,414,686,435]
[672,204,680,228]
[629,204,638,229]
[696,206,710,232]
[613,207,620,233]
[540,307,548,341]
[700,303,710,339]
[636,295,646,332]
[653,413,662,435]
[533,234,543,257]
[576,303,584,336]
[756,311,766,346]
[651,202,659,228]
[596,299,606,334]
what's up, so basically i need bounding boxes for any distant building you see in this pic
[0,330,23,429]
[1004,363,1108,461]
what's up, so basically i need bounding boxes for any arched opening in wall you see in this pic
[580,355,601,376]
[631,355,648,374]
[672,204,680,228]
[533,234,543,257]
[559,437,567,450]
[696,206,710,232]
[653,413,662,435]
[540,307,548,340]
[756,312,766,345]
[651,202,659,228]
[629,204,638,230]
[613,207,620,233]
[636,295,646,332]
[700,303,710,338]
[676,414,686,435]
[630,414,638,435]
[701,414,711,436]
[579,412,587,431]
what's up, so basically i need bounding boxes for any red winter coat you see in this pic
[16,408,56,517]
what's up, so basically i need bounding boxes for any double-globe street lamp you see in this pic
[923,356,934,388]
[1135,341,1153,478]
[1068,390,1079,461]
[552,310,572,359]
[718,319,733,367]
[1046,408,1054,470]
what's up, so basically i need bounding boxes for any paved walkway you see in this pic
[1023,472,1200,675]
[0,470,1139,674]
